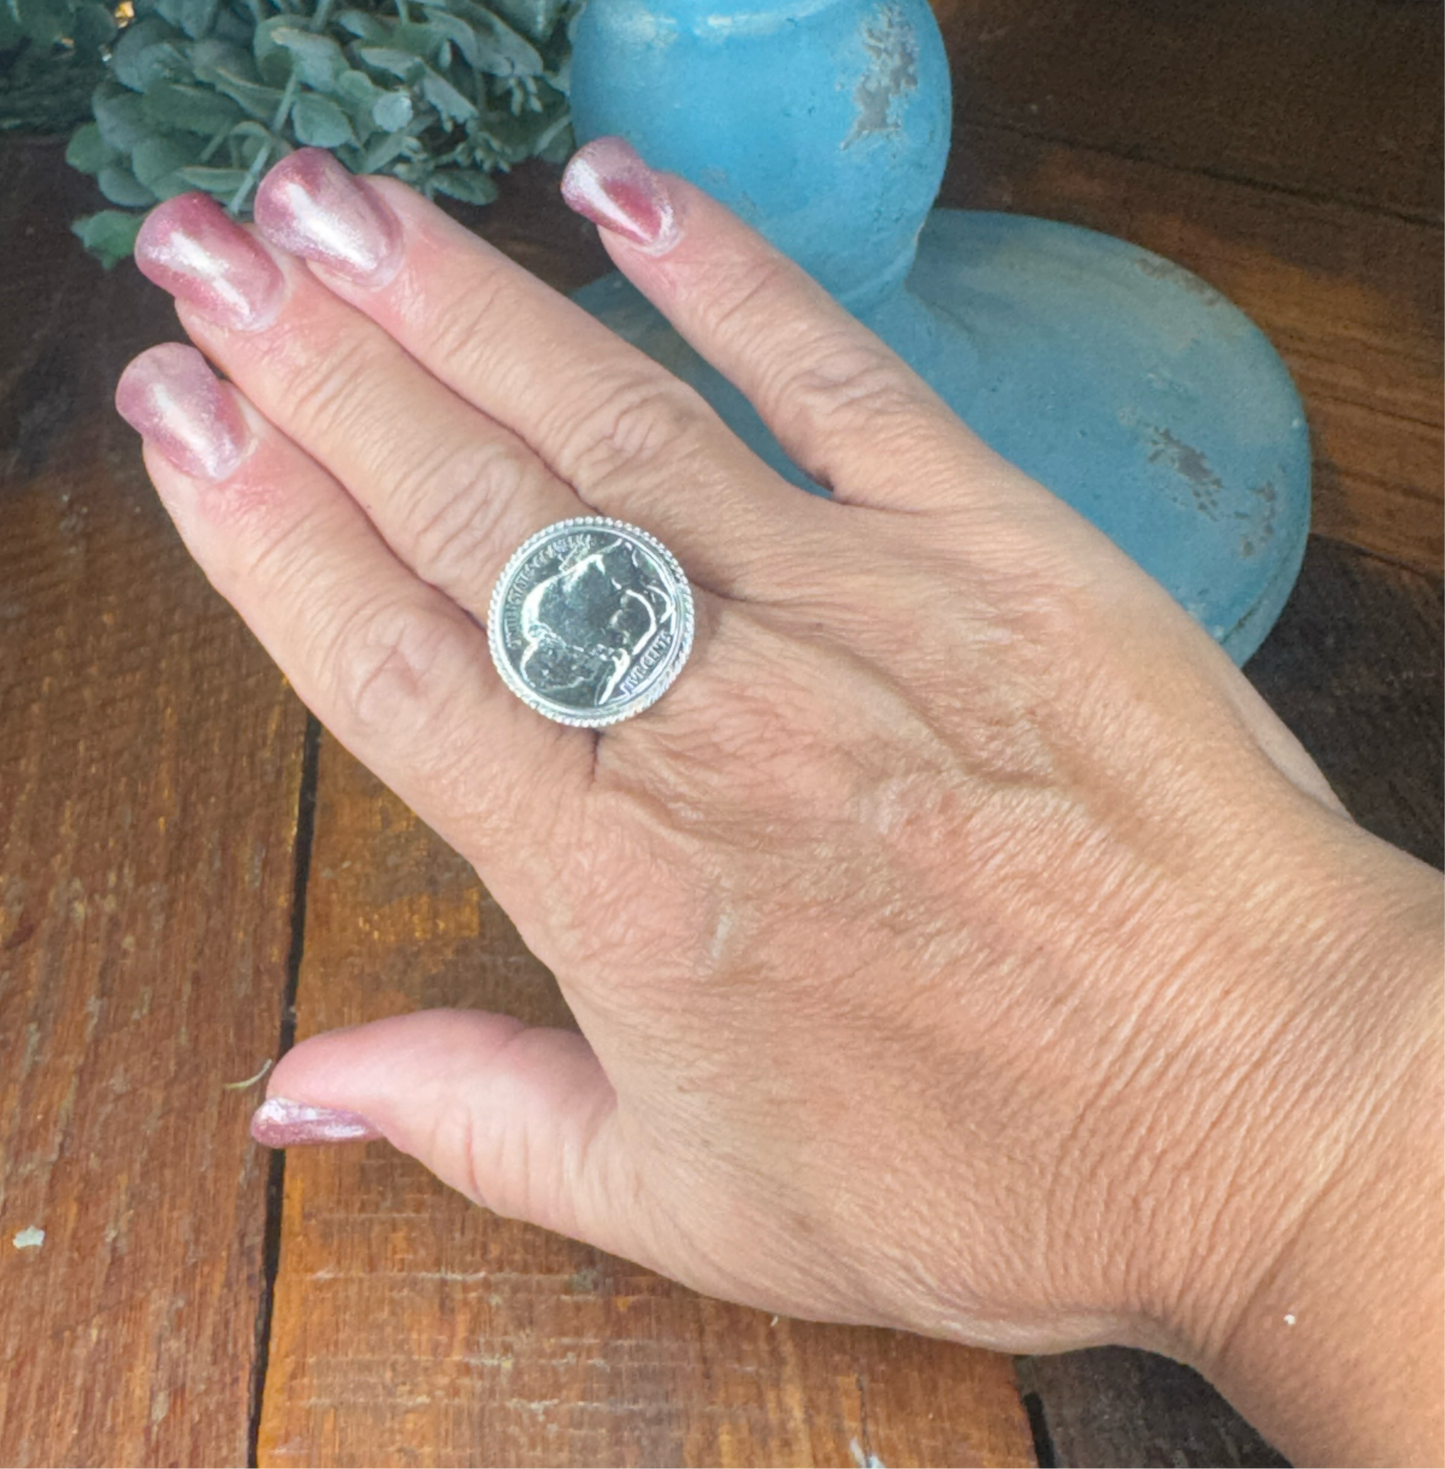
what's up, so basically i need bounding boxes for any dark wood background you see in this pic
[2,2,1439,1464]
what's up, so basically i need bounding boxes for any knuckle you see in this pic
[772,339,930,445]
[551,373,717,489]
[703,253,792,342]
[388,435,538,594]
[417,270,535,413]
[218,483,331,594]
[425,269,515,376]
[321,595,463,736]
[263,326,395,448]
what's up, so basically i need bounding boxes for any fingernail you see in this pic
[115,343,249,480]
[249,1097,383,1148]
[135,192,284,332]
[254,148,402,285]
[561,136,680,251]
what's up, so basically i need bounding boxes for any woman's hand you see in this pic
[117,141,1442,1463]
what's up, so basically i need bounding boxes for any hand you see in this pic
[117,141,1442,1463]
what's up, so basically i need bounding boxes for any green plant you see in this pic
[56,0,580,266]
[1,0,117,136]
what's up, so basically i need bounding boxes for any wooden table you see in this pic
[2,3,1439,1464]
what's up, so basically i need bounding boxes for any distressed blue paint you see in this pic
[569,0,1311,663]
[570,0,952,313]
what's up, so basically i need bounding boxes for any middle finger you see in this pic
[249,149,821,594]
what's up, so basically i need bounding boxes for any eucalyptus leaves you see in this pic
[60,0,579,265]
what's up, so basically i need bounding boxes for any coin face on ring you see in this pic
[487,517,695,728]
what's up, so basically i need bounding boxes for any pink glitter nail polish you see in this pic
[254,148,402,285]
[134,192,284,331]
[115,343,248,480]
[560,136,680,251]
[249,1097,384,1147]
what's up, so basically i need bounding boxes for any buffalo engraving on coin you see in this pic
[488,519,694,727]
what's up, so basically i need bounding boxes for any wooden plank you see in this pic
[940,123,1443,575]
[257,745,1037,1467]
[1016,1349,1289,1469]
[1015,537,1443,1467]
[935,0,1444,223]
[1247,537,1443,867]
[0,138,308,1465]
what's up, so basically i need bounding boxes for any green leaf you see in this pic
[72,210,144,268]
[414,9,482,68]
[175,163,251,192]
[371,90,413,132]
[141,81,244,134]
[111,19,189,93]
[391,21,447,61]
[334,9,389,44]
[269,27,347,90]
[536,115,573,164]
[92,85,151,150]
[65,121,115,174]
[429,166,498,204]
[356,46,425,84]
[361,126,418,173]
[424,0,543,75]
[211,6,250,44]
[204,66,287,121]
[228,118,288,166]
[333,67,382,109]
[130,133,198,194]
[291,90,357,147]
[186,37,256,80]
[476,0,565,45]
[71,0,119,51]
[253,14,299,85]
[97,162,158,207]
[156,0,220,38]
[420,69,477,126]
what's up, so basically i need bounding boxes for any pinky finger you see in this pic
[116,343,591,873]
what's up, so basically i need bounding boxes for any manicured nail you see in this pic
[254,148,402,285]
[115,343,248,480]
[250,1097,383,1147]
[561,136,680,251]
[134,192,284,332]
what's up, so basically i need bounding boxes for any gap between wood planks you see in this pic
[248,712,322,1469]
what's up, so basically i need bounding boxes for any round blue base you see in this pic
[573,210,1311,664]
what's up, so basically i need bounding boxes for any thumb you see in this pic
[250,1009,641,1254]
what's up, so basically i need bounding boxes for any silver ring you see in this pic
[487,516,695,728]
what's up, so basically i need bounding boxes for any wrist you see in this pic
[1147,818,1442,1463]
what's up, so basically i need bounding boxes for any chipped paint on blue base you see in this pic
[568,0,1312,664]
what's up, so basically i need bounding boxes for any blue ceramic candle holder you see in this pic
[567,0,1310,663]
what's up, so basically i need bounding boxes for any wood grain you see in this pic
[934,0,1444,223]
[1247,538,1443,867]
[1016,1350,1290,1469]
[256,745,1037,1468]
[0,142,309,1463]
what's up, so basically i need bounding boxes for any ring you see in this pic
[487,516,696,728]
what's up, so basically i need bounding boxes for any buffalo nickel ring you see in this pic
[487,517,696,728]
